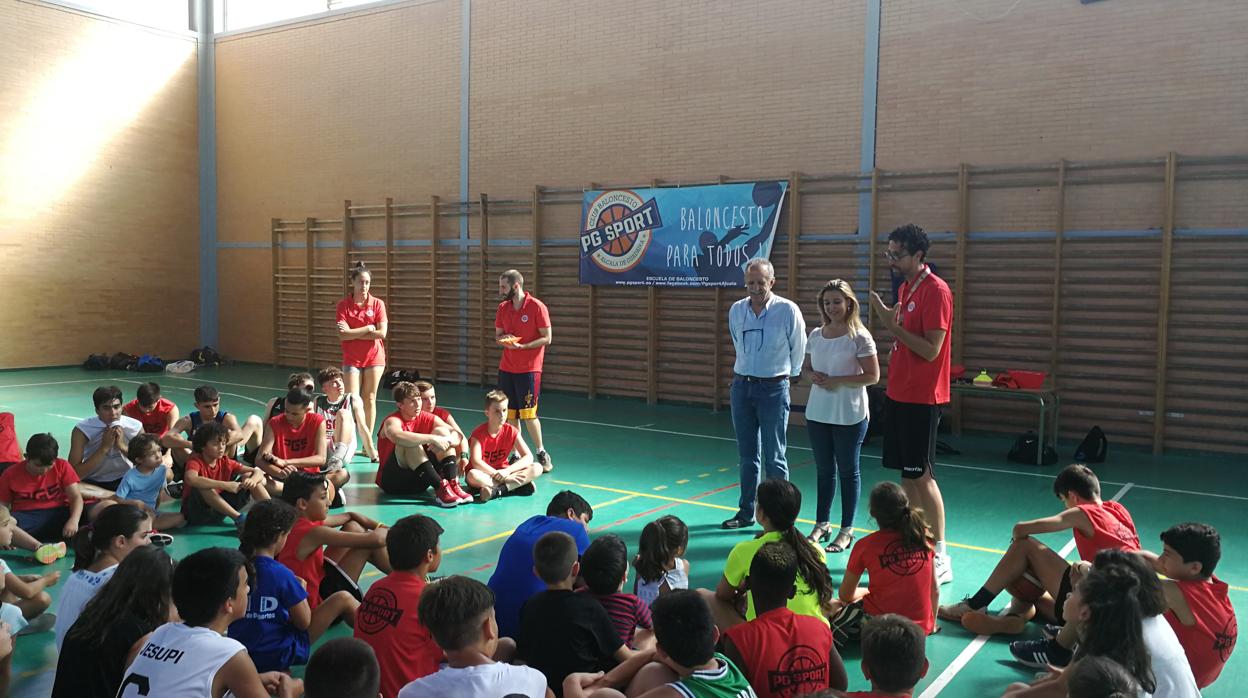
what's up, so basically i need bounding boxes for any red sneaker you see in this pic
[449,479,473,504]
[434,481,460,508]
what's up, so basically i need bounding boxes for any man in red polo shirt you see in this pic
[494,269,554,472]
[868,224,954,586]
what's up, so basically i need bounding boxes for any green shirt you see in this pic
[722,530,829,625]
[669,654,757,698]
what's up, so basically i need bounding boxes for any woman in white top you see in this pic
[802,279,879,553]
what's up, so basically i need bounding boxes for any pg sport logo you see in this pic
[580,190,662,273]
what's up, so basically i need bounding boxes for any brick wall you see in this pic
[0,1,199,367]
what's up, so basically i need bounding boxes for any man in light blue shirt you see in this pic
[723,258,807,529]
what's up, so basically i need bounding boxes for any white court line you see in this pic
[918,481,1135,697]
[0,378,106,389]
[98,375,1248,502]
[116,379,266,406]
[47,413,86,421]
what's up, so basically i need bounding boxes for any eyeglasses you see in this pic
[881,250,913,262]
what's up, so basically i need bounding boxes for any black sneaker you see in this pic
[1009,638,1072,669]
[1040,623,1063,641]
[165,481,184,499]
[721,516,754,530]
[535,450,552,472]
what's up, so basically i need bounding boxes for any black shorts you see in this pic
[1054,564,1074,623]
[181,487,251,526]
[881,398,942,479]
[497,370,541,420]
[319,557,363,603]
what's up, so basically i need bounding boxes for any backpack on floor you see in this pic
[1007,430,1058,466]
[190,346,224,367]
[109,352,139,371]
[135,354,165,372]
[1073,425,1108,463]
[380,368,420,390]
[83,354,110,371]
[165,360,196,374]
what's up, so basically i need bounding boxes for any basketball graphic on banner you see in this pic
[583,190,655,272]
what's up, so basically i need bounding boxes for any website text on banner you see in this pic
[578,181,789,287]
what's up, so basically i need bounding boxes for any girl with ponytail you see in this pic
[832,482,936,646]
[701,479,834,630]
[54,503,151,650]
[228,499,358,672]
[632,515,690,606]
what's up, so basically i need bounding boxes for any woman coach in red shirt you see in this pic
[336,262,387,461]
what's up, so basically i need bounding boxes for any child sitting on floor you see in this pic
[230,499,359,673]
[183,422,270,529]
[581,534,654,651]
[398,575,548,697]
[0,433,85,564]
[633,515,690,607]
[465,390,539,501]
[115,434,184,530]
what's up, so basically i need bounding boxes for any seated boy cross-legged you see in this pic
[398,575,550,697]
[259,389,344,497]
[563,590,757,698]
[466,390,541,502]
[518,531,637,697]
[183,422,271,529]
[722,541,847,697]
[938,464,1139,645]
[374,382,471,507]
[163,385,263,474]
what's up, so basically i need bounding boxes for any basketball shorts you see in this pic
[182,487,251,526]
[882,398,942,480]
[498,370,541,420]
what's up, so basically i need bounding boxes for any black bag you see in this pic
[380,369,421,389]
[1073,425,1108,463]
[1007,430,1058,466]
[83,354,109,371]
[109,352,139,371]
[190,346,224,367]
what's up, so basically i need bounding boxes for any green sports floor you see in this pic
[1,366,1244,697]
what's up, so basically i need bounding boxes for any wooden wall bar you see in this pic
[270,153,1248,454]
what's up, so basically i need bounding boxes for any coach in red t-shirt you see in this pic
[494,269,554,472]
[336,261,389,460]
[868,224,954,586]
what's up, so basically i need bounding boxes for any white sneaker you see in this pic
[935,553,953,585]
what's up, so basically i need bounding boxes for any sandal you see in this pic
[824,530,854,553]
[807,523,834,545]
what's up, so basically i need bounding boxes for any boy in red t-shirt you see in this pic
[0,433,87,563]
[258,389,343,496]
[723,541,846,698]
[374,382,469,507]
[277,472,390,611]
[122,382,180,438]
[353,514,445,698]
[415,380,469,467]
[183,421,271,528]
[938,464,1138,646]
[1141,523,1236,689]
[466,390,540,502]
[830,614,928,698]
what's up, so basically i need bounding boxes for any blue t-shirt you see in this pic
[488,514,591,639]
[227,555,310,672]
[114,466,168,510]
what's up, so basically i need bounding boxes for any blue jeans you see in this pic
[806,418,868,528]
[730,377,791,520]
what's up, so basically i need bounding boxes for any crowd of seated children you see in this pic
[353,513,446,698]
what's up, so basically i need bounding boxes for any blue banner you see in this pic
[578,181,788,287]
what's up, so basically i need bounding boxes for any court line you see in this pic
[591,483,738,533]
[115,379,267,406]
[918,482,1135,697]
[0,378,105,389]
[553,479,1010,556]
[90,376,1248,502]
